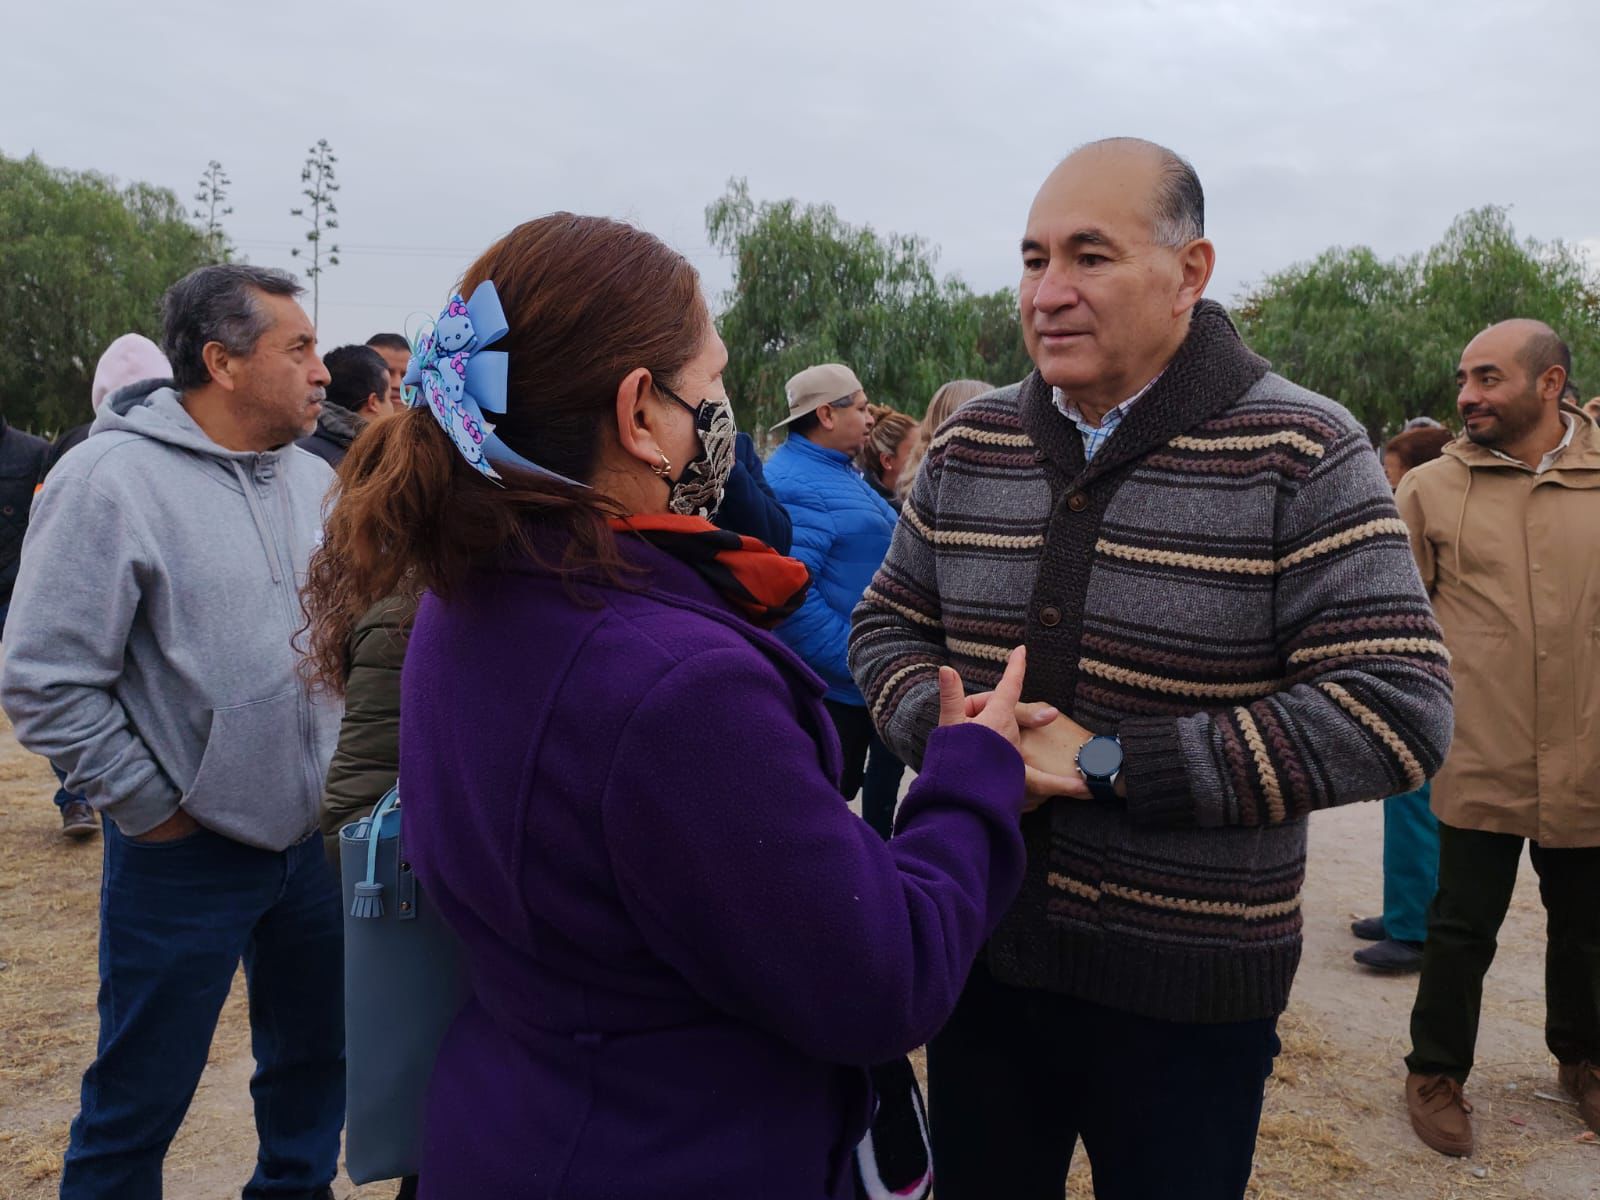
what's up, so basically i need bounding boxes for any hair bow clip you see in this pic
[403,282,585,488]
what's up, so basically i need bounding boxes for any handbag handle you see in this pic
[351,785,401,920]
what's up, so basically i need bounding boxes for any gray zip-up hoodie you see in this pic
[0,382,340,850]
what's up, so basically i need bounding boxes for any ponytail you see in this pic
[298,212,707,695]
[298,407,626,695]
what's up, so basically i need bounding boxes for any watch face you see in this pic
[1077,736,1123,778]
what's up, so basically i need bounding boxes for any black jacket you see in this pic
[40,423,92,480]
[0,418,51,604]
[296,403,367,468]
[714,432,792,553]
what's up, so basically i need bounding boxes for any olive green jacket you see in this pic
[321,594,413,863]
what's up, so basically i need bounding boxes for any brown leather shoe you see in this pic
[1406,1072,1473,1156]
[1559,1062,1600,1134]
[60,799,99,840]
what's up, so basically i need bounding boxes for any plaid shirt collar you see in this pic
[1051,371,1164,462]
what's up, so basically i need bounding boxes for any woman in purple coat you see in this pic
[302,215,1058,1199]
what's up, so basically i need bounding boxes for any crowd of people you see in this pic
[0,135,1596,1200]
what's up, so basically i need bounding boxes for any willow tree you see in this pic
[1,153,212,433]
[706,178,1029,435]
[1234,207,1600,436]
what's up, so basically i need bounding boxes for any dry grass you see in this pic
[0,1123,70,1187]
[0,726,314,1199]
[0,747,101,1107]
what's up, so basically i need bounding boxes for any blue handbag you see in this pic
[340,786,471,1184]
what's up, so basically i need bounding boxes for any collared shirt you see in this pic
[1489,412,1575,475]
[1052,373,1163,462]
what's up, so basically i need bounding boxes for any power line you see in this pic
[235,241,477,259]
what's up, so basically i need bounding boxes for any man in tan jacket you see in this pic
[1397,319,1600,1156]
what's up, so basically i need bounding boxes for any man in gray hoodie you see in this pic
[1,264,344,1200]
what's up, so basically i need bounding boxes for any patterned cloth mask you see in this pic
[403,282,583,488]
[657,385,738,520]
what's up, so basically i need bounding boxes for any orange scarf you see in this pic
[609,514,811,628]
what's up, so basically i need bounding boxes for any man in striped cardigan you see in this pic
[848,138,1455,1199]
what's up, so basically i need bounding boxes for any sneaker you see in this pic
[60,800,98,840]
[1351,915,1386,941]
[1354,938,1424,973]
[1406,1072,1473,1157]
[1559,1062,1600,1135]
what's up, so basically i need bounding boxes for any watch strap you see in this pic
[1086,775,1119,803]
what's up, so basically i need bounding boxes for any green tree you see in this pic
[1234,207,1600,436]
[969,286,1034,389]
[706,179,1029,434]
[0,152,212,434]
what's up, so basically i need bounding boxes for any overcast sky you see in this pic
[13,0,1600,366]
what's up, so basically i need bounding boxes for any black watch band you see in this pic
[1086,775,1119,803]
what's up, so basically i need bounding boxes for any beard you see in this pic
[1462,386,1542,449]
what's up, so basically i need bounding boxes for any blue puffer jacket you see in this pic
[764,433,897,705]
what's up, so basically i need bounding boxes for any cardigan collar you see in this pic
[1019,300,1270,489]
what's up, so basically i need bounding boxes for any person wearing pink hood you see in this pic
[41,334,173,478]
[34,333,172,838]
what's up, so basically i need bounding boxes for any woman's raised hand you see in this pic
[937,647,1090,809]
[937,646,1033,744]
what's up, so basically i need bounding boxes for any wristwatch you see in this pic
[1075,735,1124,802]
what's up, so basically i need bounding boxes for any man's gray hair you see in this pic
[1077,137,1205,247]
[162,264,305,391]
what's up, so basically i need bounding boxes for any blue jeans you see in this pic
[1382,781,1439,944]
[52,762,88,811]
[63,822,345,1199]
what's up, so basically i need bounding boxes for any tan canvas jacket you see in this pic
[1395,405,1600,847]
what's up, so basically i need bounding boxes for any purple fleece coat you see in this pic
[399,536,1026,1199]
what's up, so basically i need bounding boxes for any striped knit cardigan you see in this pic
[848,301,1454,1023]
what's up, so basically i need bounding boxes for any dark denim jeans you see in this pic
[927,960,1280,1200]
[62,821,345,1199]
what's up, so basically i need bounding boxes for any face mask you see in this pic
[659,387,738,520]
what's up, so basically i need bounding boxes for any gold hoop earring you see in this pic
[649,452,673,480]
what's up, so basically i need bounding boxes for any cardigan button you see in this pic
[1033,449,1047,462]
[1040,605,1062,627]
[1067,493,1088,513]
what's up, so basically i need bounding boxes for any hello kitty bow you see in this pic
[403,282,582,486]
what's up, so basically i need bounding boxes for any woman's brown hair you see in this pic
[898,378,994,497]
[300,214,708,694]
[1384,425,1453,472]
[855,405,918,491]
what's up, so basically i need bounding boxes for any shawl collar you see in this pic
[1018,299,1270,486]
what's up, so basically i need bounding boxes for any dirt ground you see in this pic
[1,716,1596,1199]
